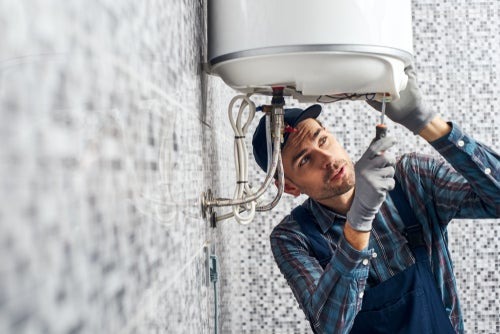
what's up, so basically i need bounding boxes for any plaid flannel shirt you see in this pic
[270,123,499,334]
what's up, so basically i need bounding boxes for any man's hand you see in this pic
[346,137,397,232]
[367,64,436,135]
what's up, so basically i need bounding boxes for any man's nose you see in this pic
[316,149,334,169]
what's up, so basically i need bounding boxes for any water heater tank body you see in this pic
[208,0,414,101]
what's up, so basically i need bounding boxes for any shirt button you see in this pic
[359,292,364,299]
[362,259,369,266]
[485,168,491,175]
[372,252,378,259]
[457,140,465,147]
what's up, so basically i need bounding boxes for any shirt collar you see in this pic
[303,198,346,233]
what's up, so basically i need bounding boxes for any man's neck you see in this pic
[316,188,355,216]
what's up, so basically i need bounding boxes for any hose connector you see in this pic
[271,86,285,107]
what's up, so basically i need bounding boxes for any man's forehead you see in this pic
[283,119,323,154]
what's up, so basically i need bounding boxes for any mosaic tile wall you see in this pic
[1,1,499,334]
[219,1,500,333]
[0,0,234,333]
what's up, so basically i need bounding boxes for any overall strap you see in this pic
[292,205,332,269]
[389,181,427,252]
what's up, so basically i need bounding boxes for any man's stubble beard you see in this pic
[316,160,355,201]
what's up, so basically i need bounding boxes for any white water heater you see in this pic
[208,0,414,101]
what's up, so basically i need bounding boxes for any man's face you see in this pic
[281,118,355,201]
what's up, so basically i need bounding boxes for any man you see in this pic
[251,66,499,334]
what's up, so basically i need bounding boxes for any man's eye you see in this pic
[299,156,310,167]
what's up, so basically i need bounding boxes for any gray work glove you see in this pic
[367,64,436,135]
[346,137,397,232]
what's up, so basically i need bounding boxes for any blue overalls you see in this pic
[292,182,456,334]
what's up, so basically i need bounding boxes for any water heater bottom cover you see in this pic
[210,51,408,101]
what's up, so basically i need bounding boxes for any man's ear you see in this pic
[275,178,301,197]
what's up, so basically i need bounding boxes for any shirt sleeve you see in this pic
[428,122,500,219]
[270,220,373,334]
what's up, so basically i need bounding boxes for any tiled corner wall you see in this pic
[0,1,499,334]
